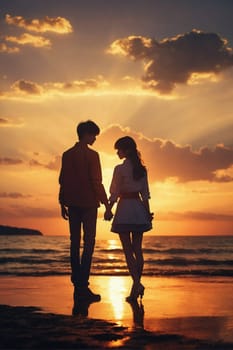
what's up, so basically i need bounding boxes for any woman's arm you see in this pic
[104,166,121,221]
[141,173,154,221]
[142,198,154,222]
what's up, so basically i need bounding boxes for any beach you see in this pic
[1,275,233,349]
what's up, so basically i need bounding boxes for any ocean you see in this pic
[0,235,233,278]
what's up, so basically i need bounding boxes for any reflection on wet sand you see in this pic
[1,275,232,344]
[148,315,233,343]
[72,289,101,317]
[127,300,144,330]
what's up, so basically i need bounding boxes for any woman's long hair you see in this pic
[114,136,147,180]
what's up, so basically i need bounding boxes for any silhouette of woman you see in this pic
[107,136,153,301]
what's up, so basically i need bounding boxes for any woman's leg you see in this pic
[132,232,144,280]
[119,232,140,285]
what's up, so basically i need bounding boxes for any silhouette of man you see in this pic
[59,120,112,301]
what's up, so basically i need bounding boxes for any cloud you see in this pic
[0,118,9,125]
[108,29,233,93]
[96,125,233,183]
[45,155,61,170]
[44,77,109,93]
[29,159,45,167]
[0,117,24,127]
[0,205,59,218]
[159,211,233,221]
[14,206,59,218]
[5,33,51,48]
[0,154,60,170]
[29,156,61,171]
[1,77,109,98]
[12,80,43,95]
[0,42,19,53]
[0,192,31,199]
[0,157,23,165]
[5,14,73,34]
[28,156,61,171]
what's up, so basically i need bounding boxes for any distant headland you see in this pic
[0,225,43,236]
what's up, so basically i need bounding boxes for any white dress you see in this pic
[109,159,152,233]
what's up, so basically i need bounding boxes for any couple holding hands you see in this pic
[59,120,153,304]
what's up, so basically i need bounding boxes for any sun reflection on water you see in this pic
[106,239,128,321]
[107,277,126,321]
[107,239,120,250]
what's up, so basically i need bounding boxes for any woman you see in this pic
[107,136,153,302]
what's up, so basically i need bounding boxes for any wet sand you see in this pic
[0,275,233,349]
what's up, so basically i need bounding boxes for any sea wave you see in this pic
[0,268,232,277]
[1,235,233,278]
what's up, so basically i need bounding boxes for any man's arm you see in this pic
[89,152,113,217]
[89,153,107,203]
[58,155,69,220]
[60,203,69,220]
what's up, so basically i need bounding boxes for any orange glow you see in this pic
[0,4,232,237]
[107,276,126,320]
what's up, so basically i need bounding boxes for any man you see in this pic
[59,120,112,301]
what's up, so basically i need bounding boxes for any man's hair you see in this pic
[77,120,100,139]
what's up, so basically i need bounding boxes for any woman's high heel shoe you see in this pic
[126,283,145,302]
[126,284,136,302]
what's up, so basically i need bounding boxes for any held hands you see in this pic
[148,212,154,222]
[104,208,113,221]
[60,204,69,220]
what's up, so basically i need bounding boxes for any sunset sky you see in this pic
[0,0,233,237]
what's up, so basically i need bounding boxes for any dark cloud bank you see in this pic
[109,29,233,93]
